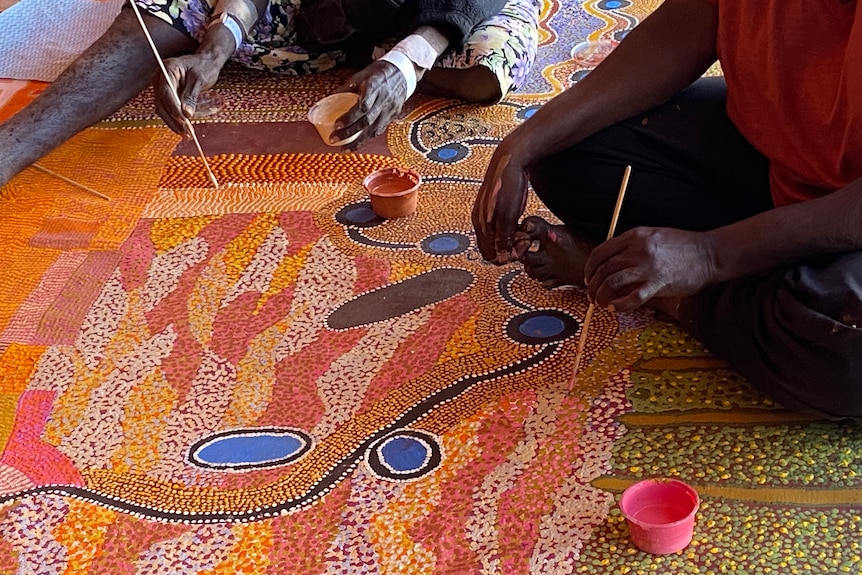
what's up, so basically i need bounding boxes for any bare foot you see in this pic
[514,216,595,289]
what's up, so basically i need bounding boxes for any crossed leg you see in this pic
[517,76,771,291]
[520,77,862,417]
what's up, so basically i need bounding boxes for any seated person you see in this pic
[473,0,862,417]
[0,0,539,188]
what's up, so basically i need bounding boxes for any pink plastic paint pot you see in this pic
[619,478,699,554]
[363,167,422,219]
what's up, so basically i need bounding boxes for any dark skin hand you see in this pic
[472,0,720,267]
[583,227,717,312]
[154,51,225,137]
[471,142,531,264]
[152,0,268,136]
[156,56,409,146]
[583,176,862,312]
[329,60,411,148]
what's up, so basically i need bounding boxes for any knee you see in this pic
[763,335,862,419]
[773,299,862,418]
[681,256,862,419]
[690,315,862,419]
[112,6,148,35]
[420,67,502,103]
[770,255,862,417]
[452,67,503,103]
[113,4,197,55]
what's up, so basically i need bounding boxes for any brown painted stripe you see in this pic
[593,477,862,505]
[638,357,730,370]
[619,410,821,426]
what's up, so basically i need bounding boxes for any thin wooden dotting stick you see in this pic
[127,0,220,189]
[569,164,632,388]
[31,163,112,201]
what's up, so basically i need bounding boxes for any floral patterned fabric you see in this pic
[134,0,539,95]
[438,0,540,96]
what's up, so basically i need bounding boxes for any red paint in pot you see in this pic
[363,167,422,218]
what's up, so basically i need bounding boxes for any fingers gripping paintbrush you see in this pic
[569,164,632,388]
[127,0,220,189]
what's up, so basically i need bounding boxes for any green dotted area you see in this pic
[578,500,862,574]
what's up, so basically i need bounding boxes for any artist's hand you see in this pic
[471,140,531,264]
[584,227,718,311]
[329,60,410,147]
[154,53,223,136]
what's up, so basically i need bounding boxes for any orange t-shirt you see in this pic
[715,0,862,206]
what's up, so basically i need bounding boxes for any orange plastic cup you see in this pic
[619,478,699,554]
[363,167,422,218]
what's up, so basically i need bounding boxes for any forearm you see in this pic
[707,177,862,282]
[506,0,718,167]
[196,0,268,65]
[377,25,449,98]
[397,26,449,81]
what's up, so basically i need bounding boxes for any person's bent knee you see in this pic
[114,3,198,55]
[420,66,502,103]
[680,253,862,419]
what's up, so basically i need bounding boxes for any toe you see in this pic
[519,215,551,237]
[512,230,533,259]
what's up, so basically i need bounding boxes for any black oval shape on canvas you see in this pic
[327,268,474,329]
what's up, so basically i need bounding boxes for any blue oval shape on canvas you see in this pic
[505,310,578,345]
[365,430,442,481]
[189,428,312,471]
[380,436,430,473]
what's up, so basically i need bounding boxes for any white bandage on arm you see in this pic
[211,0,259,40]
[208,12,244,52]
[379,50,418,98]
[391,34,440,71]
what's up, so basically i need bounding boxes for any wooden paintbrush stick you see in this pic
[569,164,632,388]
[31,163,112,201]
[127,0,220,189]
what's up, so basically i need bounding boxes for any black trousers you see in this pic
[529,77,862,418]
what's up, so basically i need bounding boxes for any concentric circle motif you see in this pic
[570,69,591,84]
[365,430,442,481]
[505,309,579,345]
[597,0,631,9]
[335,201,385,228]
[420,232,471,256]
[427,142,469,164]
[516,105,542,120]
[188,428,313,471]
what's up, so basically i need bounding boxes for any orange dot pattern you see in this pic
[159,153,402,189]
[1,5,858,571]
